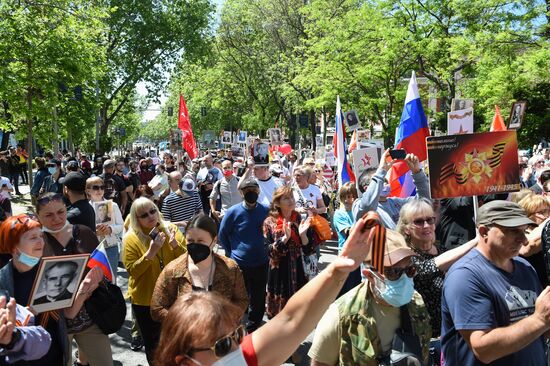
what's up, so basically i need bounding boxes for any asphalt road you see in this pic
[12,183,340,366]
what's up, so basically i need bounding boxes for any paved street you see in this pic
[12,183,339,365]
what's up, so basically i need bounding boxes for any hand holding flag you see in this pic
[87,241,114,283]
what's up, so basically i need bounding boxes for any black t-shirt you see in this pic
[435,197,476,251]
[66,199,96,233]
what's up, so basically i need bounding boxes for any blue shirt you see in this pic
[332,208,354,250]
[218,202,269,268]
[441,249,544,366]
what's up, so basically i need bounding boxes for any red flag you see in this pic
[178,94,198,159]
[490,105,507,132]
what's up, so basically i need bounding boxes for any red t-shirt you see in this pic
[240,334,258,366]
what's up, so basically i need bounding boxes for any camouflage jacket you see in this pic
[337,282,432,365]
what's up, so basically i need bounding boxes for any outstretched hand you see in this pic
[334,214,375,273]
[381,149,397,171]
[404,153,421,174]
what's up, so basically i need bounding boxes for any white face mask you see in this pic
[187,348,247,366]
[212,348,247,366]
[42,220,70,234]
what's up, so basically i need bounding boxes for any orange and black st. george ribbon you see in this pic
[362,211,386,274]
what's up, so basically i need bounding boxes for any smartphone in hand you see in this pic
[149,225,160,240]
[389,149,407,160]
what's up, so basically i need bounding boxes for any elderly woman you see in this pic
[154,211,375,366]
[263,185,317,318]
[122,197,186,365]
[151,214,247,322]
[397,198,478,336]
[0,214,102,366]
[35,192,109,366]
[86,176,124,282]
[518,194,550,286]
[292,166,326,216]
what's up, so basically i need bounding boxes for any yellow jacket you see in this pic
[122,223,186,306]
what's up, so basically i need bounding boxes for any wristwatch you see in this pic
[0,328,20,350]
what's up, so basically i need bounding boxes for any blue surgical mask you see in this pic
[378,273,415,307]
[17,250,40,268]
[48,167,57,175]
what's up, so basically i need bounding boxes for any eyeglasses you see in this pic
[189,325,246,358]
[411,216,436,227]
[37,193,63,206]
[137,208,157,219]
[384,264,416,281]
[90,185,105,191]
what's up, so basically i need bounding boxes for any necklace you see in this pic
[190,258,215,291]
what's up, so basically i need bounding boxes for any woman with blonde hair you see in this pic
[122,197,186,365]
[86,176,124,282]
[396,198,477,336]
[518,194,550,286]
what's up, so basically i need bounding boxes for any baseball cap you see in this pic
[181,178,196,192]
[60,172,87,192]
[240,178,259,189]
[366,230,416,267]
[477,200,536,228]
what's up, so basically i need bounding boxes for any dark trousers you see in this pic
[132,304,161,365]
[241,262,268,331]
[9,173,19,194]
[19,164,28,184]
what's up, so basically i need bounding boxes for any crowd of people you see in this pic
[0,141,548,366]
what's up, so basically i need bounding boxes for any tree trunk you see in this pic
[309,110,316,151]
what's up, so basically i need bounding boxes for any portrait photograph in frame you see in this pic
[93,200,114,225]
[508,101,527,130]
[29,254,89,313]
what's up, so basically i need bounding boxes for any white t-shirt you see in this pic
[293,184,322,209]
[257,176,283,206]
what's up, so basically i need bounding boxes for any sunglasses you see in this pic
[411,216,436,227]
[90,185,105,191]
[37,193,63,206]
[189,325,246,358]
[138,208,157,219]
[11,216,30,229]
[384,264,416,281]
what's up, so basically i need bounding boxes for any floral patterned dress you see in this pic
[263,211,316,318]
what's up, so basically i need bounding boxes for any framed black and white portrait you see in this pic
[29,254,89,313]
[508,101,527,130]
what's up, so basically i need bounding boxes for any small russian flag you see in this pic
[87,241,114,283]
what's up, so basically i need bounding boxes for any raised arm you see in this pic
[434,236,478,272]
[252,214,375,366]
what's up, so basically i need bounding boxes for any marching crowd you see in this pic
[0,142,548,366]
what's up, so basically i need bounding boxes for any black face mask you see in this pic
[187,243,211,264]
[243,191,259,204]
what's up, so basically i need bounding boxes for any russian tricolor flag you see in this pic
[334,96,355,187]
[389,71,430,198]
[87,241,114,283]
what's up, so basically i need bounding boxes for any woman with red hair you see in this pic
[0,215,101,365]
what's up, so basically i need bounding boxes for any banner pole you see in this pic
[473,195,479,223]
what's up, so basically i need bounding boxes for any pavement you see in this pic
[12,183,340,366]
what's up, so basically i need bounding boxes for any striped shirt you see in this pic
[161,190,203,223]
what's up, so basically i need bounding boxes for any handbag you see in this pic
[85,279,127,335]
[379,306,425,366]
[310,214,332,241]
